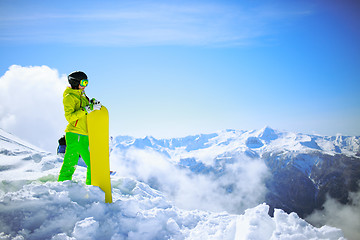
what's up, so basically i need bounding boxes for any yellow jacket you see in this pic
[63,87,90,135]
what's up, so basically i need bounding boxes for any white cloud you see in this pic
[110,147,269,214]
[306,190,360,240]
[0,2,312,46]
[0,65,68,152]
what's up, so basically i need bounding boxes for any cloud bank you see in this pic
[306,190,360,240]
[0,65,68,152]
[110,146,269,214]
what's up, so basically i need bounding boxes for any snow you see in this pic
[0,128,347,239]
[113,128,360,169]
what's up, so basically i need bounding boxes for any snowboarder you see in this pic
[58,71,102,185]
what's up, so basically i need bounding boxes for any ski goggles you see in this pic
[79,79,89,87]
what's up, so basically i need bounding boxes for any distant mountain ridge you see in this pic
[112,126,360,218]
[113,126,359,158]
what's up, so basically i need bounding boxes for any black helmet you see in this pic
[68,71,88,89]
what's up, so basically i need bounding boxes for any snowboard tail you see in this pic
[87,106,113,203]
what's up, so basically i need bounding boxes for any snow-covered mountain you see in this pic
[0,127,349,239]
[113,126,360,160]
[111,127,360,222]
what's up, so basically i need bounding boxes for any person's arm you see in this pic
[63,96,86,123]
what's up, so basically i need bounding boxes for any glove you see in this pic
[90,98,102,110]
[83,102,102,114]
[90,98,101,105]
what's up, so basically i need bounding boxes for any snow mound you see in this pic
[0,178,345,240]
[0,178,237,240]
[235,203,344,240]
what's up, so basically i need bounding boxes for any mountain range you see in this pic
[111,126,360,218]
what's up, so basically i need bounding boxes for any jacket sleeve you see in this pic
[63,95,87,123]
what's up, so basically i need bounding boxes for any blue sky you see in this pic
[1,0,360,141]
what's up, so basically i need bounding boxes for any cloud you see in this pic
[306,190,360,240]
[0,65,68,152]
[110,146,269,214]
[0,1,312,46]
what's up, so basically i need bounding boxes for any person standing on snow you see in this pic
[58,71,102,185]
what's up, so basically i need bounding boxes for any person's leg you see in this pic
[58,132,80,182]
[79,134,91,185]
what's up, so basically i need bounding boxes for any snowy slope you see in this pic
[0,128,44,153]
[0,129,347,239]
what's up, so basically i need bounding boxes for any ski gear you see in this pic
[58,132,91,185]
[79,79,89,87]
[93,102,102,110]
[57,135,66,155]
[90,98,102,110]
[57,145,66,155]
[68,71,88,89]
[88,106,112,203]
[83,105,93,114]
[63,87,89,135]
[83,102,101,114]
[58,135,66,145]
[90,98,101,105]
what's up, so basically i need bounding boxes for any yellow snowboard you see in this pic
[87,106,113,203]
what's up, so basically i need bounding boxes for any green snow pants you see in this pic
[58,132,91,185]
